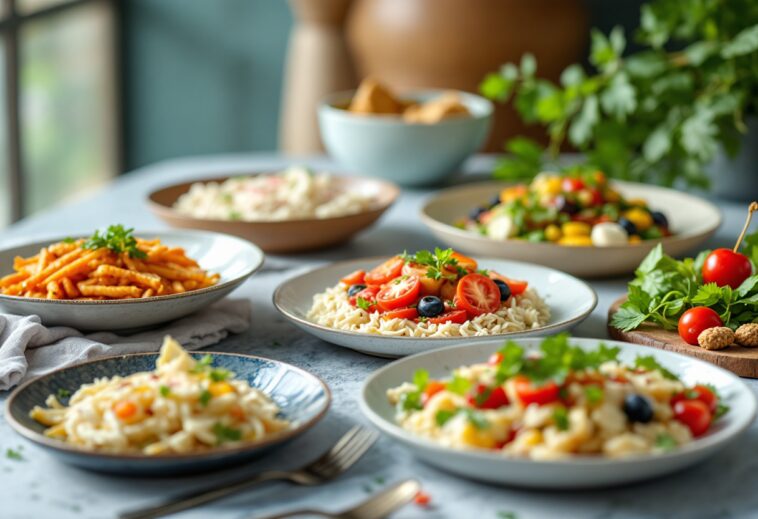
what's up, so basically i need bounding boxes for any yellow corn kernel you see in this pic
[629,235,642,244]
[604,188,621,203]
[208,381,234,397]
[623,208,653,232]
[558,235,594,247]
[460,422,496,449]
[545,224,562,242]
[522,429,543,447]
[561,221,591,237]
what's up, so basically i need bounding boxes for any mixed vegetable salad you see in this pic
[340,248,529,324]
[389,335,728,458]
[459,170,671,246]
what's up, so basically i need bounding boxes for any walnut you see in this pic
[697,327,735,350]
[735,323,758,348]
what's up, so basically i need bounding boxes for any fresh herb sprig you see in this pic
[401,248,466,281]
[82,224,147,259]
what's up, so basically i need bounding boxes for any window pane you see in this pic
[20,1,117,216]
[0,39,9,228]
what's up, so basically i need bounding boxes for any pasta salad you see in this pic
[30,337,290,455]
[387,335,728,459]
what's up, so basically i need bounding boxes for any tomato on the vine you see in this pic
[677,307,723,345]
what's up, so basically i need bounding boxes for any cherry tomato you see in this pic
[467,384,509,409]
[348,285,380,311]
[376,275,421,311]
[364,256,404,286]
[488,352,504,365]
[422,380,446,406]
[449,251,478,273]
[562,177,585,192]
[414,491,431,507]
[381,307,419,321]
[512,375,560,406]
[113,400,138,420]
[671,385,718,413]
[702,248,753,289]
[488,272,528,296]
[340,269,365,285]
[677,307,723,345]
[427,309,468,325]
[402,262,443,296]
[455,273,501,317]
[673,399,712,437]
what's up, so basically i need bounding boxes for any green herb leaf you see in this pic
[654,433,677,451]
[446,375,472,396]
[584,384,604,405]
[635,355,679,381]
[159,385,171,397]
[461,408,489,430]
[435,409,457,427]
[199,389,212,407]
[82,225,147,259]
[5,447,23,461]
[212,423,242,444]
[413,369,429,391]
[398,391,423,412]
[56,388,71,399]
[553,406,570,431]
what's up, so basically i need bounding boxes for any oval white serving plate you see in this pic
[360,337,757,489]
[421,180,722,278]
[0,230,264,331]
[273,257,596,358]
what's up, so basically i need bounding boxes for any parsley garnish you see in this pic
[56,388,71,399]
[654,433,677,451]
[584,384,604,405]
[553,406,569,431]
[703,383,730,419]
[402,248,466,281]
[397,391,423,412]
[212,423,242,444]
[82,224,147,259]
[413,369,429,391]
[5,447,23,461]
[199,389,212,407]
[446,375,472,395]
[209,368,230,382]
[435,409,457,426]
[356,297,376,311]
[159,385,171,397]
[62,237,75,244]
[634,355,679,381]
[461,408,489,430]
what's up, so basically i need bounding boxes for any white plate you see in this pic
[273,257,596,358]
[360,337,757,488]
[0,230,264,331]
[421,181,722,278]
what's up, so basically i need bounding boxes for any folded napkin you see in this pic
[0,299,251,391]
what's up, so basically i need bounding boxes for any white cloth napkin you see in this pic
[0,299,251,391]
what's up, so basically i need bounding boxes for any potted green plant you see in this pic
[480,0,758,200]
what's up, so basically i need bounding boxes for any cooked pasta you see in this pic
[29,337,290,455]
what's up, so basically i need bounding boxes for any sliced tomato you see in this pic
[381,307,419,321]
[673,399,712,437]
[402,262,443,296]
[364,256,404,286]
[512,375,560,406]
[348,285,380,312]
[449,251,478,273]
[422,380,446,405]
[427,309,468,325]
[456,273,501,317]
[340,269,365,285]
[488,271,528,296]
[467,384,509,409]
[376,275,421,311]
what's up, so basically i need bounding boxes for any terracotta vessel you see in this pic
[346,0,588,151]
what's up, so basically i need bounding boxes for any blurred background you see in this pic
[0,0,661,229]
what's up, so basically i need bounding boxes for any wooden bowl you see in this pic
[147,174,400,253]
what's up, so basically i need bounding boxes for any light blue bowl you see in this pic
[5,351,330,476]
[318,89,493,187]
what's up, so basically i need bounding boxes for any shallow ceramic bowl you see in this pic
[0,230,263,331]
[421,181,722,278]
[360,337,756,488]
[273,257,596,358]
[148,174,400,253]
[5,351,330,475]
[318,89,493,187]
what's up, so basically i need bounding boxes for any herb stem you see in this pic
[734,202,758,253]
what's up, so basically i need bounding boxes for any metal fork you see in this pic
[120,426,379,519]
[252,479,420,519]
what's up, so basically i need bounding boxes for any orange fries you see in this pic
[0,237,219,300]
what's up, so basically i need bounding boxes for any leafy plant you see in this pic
[480,0,758,187]
[83,224,147,258]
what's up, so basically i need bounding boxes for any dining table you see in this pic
[1,153,757,519]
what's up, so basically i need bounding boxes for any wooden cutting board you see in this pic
[607,297,758,378]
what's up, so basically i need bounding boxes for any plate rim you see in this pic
[273,256,598,343]
[359,336,757,468]
[5,350,332,462]
[0,229,264,306]
[420,179,724,251]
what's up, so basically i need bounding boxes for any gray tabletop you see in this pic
[1,154,757,519]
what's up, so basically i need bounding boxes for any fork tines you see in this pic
[307,426,379,479]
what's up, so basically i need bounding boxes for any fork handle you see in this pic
[118,470,291,519]
[253,510,336,519]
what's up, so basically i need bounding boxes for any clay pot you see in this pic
[346,0,588,151]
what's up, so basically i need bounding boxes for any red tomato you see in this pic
[340,269,365,285]
[348,285,380,311]
[673,399,712,437]
[562,177,585,192]
[427,309,468,325]
[364,256,404,286]
[671,385,718,413]
[422,381,446,405]
[588,188,604,206]
[381,307,419,321]
[467,384,509,409]
[677,307,723,345]
[414,491,431,507]
[495,428,519,449]
[488,271,528,295]
[450,251,478,273]
[702,248,753,290]
[512,376,560,406]
[488,352,504,365]
[402,262,443,296]
[376,276,421,311]
[455,273,501,316]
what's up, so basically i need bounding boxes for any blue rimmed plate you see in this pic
[5,351,331,476]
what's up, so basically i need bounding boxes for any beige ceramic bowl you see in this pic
[148,174,400,253]
[421,181,722,278]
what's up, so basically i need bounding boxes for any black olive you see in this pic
[651,211,668,228]
[618,217,638,236]
[555,195,579,215]
[417,296,444,318]
[493,279,511,301]
[623,394,654,423]
[489,194,502,208]
[468,206,488,221]
[347,284,366,297]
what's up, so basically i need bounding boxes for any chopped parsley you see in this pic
[209,368,231,382]
[199,389,212,407]
[356,297,377,311]
[445,375,472,396]
[61,237,75,244]
[413,369,429,391]
[401,248,466,281]
[584,384,604,405]
[212,423,242,444]
[397,391,423,412]
[552,406,569,431]
[56,388,71,399]
[435,409,457,426]
[654,433,677,451]
[5,447,23,461]
[159,385,171,397]
[436,408,489,429]
[82,224,147,259]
